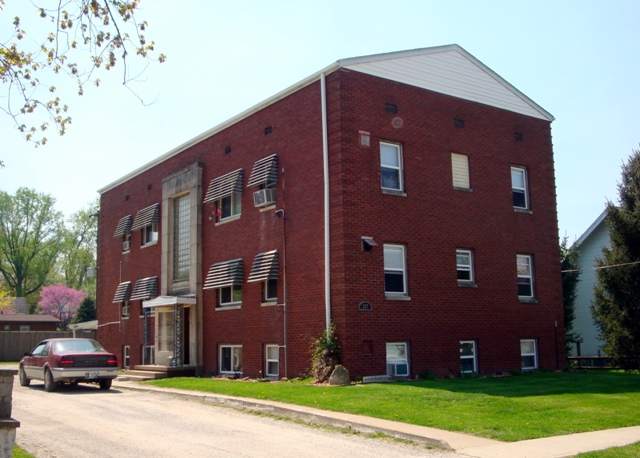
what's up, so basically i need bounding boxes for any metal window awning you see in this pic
[130,276,159,301]
[203,168,244,203]
[142,295,197,308]
[131,203,160,231]
[247,250,278,283]
[203,258,243,290]
[113,215,132,237]
[247,154,278,187]
[112,281,132,303]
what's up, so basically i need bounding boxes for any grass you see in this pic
[577,442,640,457]
[146,370,640,442]
[13,445,36,457]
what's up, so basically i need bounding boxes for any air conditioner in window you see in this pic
[253,188,276,207]
[123,240,131,251]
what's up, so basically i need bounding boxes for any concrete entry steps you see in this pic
[118,365,196,382]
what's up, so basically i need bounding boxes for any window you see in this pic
[204,168,243,219]
[456,249,474,284]
[517,254,534,299]
[203,258,243,307]
[122,233,131,252]
[386,342,409,377]
[247,154,278,207]
[123,345,130,369]
[219,285,242,306]
[265,345,279,378]
[173,194,191,280]
[121,301,130,318]
[219,192,242,220]
[114,214,132,251]
[521,339,538,370]
[380,142,403,191]
[384,244,407,296]
[19,325,31,332]
[460,341,477,374]
[451,153,470,189]
[220,345,242,374]
[511,167,529,209]
[131,203,160,246]
[264,279,278,302]
[247,250,278,303]
[143,223,159,245]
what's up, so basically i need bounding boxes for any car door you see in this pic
[24,341,50,380]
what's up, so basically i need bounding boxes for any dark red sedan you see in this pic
[19,338,118,391]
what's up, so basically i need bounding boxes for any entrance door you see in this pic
[157,309,175,363]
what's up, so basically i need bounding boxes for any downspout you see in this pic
[321,73,330,333]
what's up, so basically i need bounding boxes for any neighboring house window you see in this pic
[19,325,30,332]
[384,244,408,296]
[220,345,243,374]
[521,339,538,370]
[265,345,279,378]
[173,194,191,280]
[123,345,130,369]
[121,300,130,318]
[386,342,409,377]
[451,153,470,189]
[456,249,474,284]
[511,166,529,209]
[517,254,534,299]
[380,142,403,191]
[460,341,477,374]
[3,325,9,331]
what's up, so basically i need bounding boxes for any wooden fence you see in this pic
[0,330,95,361]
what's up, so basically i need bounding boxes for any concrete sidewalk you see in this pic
[112,378,640,457]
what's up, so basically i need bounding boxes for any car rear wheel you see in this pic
[18,366,30,386]
[99,378,112,390]
[44,368,56,392]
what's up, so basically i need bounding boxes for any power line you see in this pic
[561,260,640,273]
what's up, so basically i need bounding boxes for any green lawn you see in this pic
[577,442,640,457]
[147,371,640,442]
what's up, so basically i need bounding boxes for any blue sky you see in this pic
[1,1,639,241]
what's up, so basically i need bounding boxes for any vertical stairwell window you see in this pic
[173,194,191,281]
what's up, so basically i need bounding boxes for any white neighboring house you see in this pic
[571,210,610,357]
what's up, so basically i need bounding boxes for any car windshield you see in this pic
[53,340,106,353]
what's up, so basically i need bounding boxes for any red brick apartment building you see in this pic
[97,44,563,379]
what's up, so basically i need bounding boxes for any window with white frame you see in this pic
[220,285,242,307]
[384,244,408,296]
[456,249,474,284]
[460,341,477,374]
[264,279,278,302]
[220,345,243,374]
[220,192,242,220]
[123,345,130,369]
[380,142,403,191]
[517,254,534,299]
[451,153,470,189]
[386,342,409,377]
[511,166,529,209]
[265,345,279,378]
[521,339,538,370]
[143,222,159,245]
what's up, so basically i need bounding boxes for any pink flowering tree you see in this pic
[38,284,84,330]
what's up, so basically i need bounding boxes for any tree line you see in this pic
[0,187,97,327]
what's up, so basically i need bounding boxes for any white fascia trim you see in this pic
[339,44,554,122]
[575,209,608,246]
[98,61,341,194]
